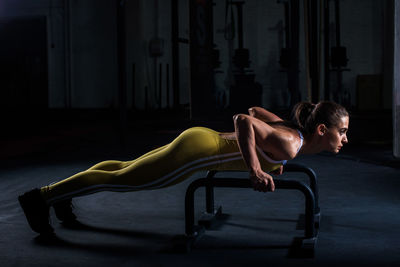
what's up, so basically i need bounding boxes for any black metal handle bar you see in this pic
[204,163,319,214]
[185,178,316,239]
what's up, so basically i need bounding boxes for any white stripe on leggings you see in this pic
[149,155,244,189]
[47,152,243,204]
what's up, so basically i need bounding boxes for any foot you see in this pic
[53,199,77,224]
[18,188,53,234]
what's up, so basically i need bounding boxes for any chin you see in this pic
[331,148,340,154]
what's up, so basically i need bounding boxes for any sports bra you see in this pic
[258,129,304,165]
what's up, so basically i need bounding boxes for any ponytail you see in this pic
[291,102,316,134]
[291,101,348,135]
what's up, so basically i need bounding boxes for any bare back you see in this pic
[219,122,302,161]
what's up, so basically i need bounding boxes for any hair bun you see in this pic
[291,102,315,133]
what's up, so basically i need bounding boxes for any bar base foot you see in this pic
[198,206,223,229]
[173,225,205,253]
[288,236,317,258]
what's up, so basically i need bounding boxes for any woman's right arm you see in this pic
[233,114,275,192]
[248,106,283,123]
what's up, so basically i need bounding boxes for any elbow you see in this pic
[233,113,247,123]
[248,107,258,116]
[287,151,297,160]
[233,114,250,128]
[284,149,297,160]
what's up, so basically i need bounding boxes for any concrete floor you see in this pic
[1,112,400,266]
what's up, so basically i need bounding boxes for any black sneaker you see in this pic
[18,188,53,234]
[53,199,77,224]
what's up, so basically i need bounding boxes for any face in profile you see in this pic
[323,116,349,153]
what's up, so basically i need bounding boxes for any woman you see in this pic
[19,101,349,235]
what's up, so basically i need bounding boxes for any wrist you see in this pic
[249,167,261,176]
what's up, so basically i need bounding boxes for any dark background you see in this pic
[0,1,399,266]
[0,0,397,160]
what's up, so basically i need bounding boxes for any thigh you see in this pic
[112,127,221,189]
[88,144,170,171]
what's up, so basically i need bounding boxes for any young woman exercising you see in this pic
[19,101,349,235]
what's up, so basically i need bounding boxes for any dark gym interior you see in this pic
[1,0,400,266]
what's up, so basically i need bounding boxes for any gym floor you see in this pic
[1,110,399,266]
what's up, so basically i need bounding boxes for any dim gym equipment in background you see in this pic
[226,0,262,114]
[278,0,301,107]
[324,0,350,106]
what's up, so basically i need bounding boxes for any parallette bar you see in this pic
[185,178,316,239]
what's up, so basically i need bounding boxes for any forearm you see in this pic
[233,114,261,173]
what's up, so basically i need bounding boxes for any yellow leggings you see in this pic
[41,127,282,205]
